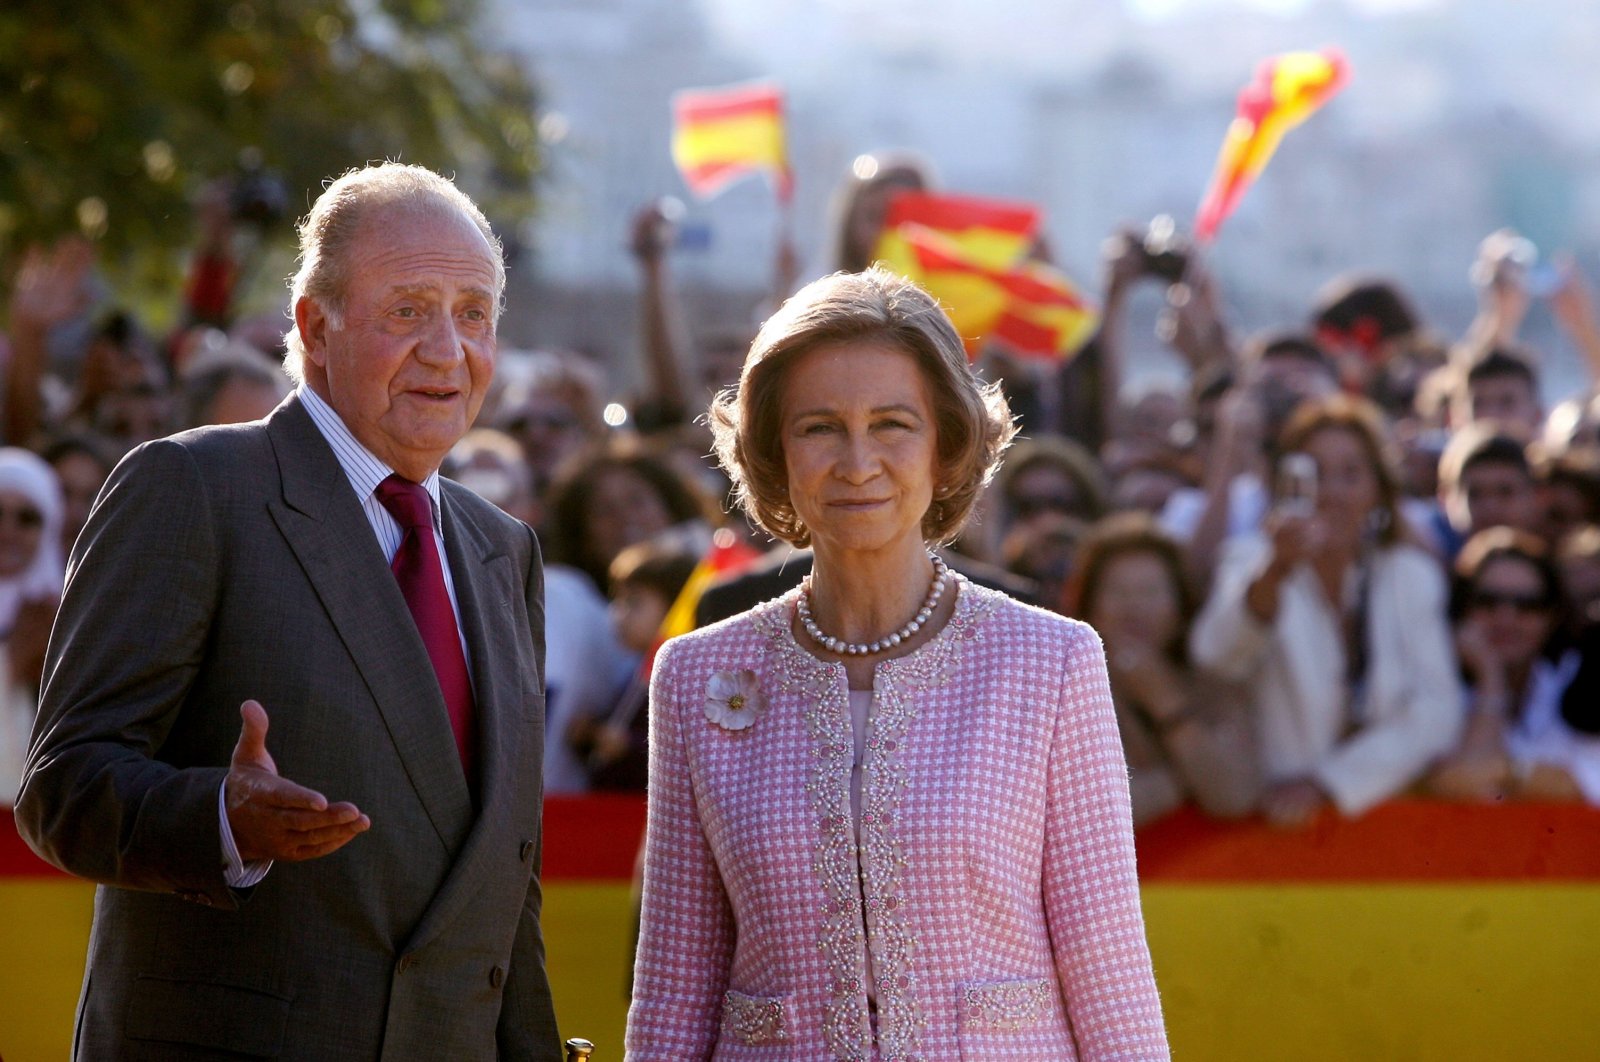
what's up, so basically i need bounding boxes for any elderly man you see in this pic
[15,163,561,1059]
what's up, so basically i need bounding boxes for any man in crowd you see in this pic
[15,163,562,1059]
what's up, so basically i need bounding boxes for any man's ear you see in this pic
[294,296,330,370]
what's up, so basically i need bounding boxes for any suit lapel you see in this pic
[262,397,474,853]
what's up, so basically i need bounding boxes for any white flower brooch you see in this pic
[704,669,764,732]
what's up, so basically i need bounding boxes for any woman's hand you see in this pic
[1454,616,1508,694]
[1107,640,1188,724]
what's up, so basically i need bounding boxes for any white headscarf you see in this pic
[0,448,65,638]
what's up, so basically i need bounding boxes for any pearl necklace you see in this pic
[797,553,949,656]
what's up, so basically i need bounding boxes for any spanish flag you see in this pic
[897,223,1098,361]
[871,191,1041,274]
[1195,48,1350,242]
[671,81,793,202]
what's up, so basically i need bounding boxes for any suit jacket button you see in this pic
[397,955,417,974]
[519,840,534,863]
[489,965,506,989]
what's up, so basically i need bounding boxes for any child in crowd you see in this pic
[566,540,698,791]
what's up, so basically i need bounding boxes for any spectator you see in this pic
[39,433,116,560]
[1427,529,1598,803]
[1453,345,1543,442]
[1160,331,1339,579]
[0,449,65,692]
[1533,447,1600,548]
[1557,524,1600,636]
[493,348,609,518]
[1065,513,1258,826]
[1310,274,1423,398]
[544,441,716,597]
[1191,395,1460,826]
[177,339,291,428]
[823,149,932,274]
[1433,425,1540,559]
[567,539,699,793]
[969,434,1106,565]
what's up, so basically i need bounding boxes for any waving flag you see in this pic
[896,223,1098,361]
[871,191,1041,273]
[1195,48,1350,242]
[671,81,792,202]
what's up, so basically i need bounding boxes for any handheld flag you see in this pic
[1195,48,1350,242]
[872,191,1041,273]
[896,223,1098,361]
[671,81,792,202]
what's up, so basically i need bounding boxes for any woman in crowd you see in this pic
[544,440,716,597]
[1191,395,1460,827]
[628,268,1167,1060]
[1065,513,1258,826]
[1427,529,1599,802]
[0,447,65,804]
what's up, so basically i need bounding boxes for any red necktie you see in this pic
[375,474,477,789]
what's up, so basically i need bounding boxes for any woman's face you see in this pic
[1089,550,1181,653]
[1305,425,1383,546]
[584,466,673,574]
[0,488,45,578]
[1466,554,1556,669]
[781,340,938,562]
[1006,463,1085,530]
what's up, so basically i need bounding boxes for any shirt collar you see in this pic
[298,385,443,526]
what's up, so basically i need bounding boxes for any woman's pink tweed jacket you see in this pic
[627,578,1169,1061]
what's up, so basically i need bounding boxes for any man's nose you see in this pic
[416,313,465,365]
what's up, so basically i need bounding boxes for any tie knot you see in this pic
[376,474,434,531]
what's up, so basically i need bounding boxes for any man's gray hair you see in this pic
[281,162,505,383]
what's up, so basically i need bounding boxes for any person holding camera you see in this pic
[1190,395,1461,827]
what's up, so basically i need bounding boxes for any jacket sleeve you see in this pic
[625,638,736,1059]
[1043,623,1171,1060]
[14,438,237,906]
[1313,552,1463,814]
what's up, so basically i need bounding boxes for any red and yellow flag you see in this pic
[889,220,1098,361]
[1195,48,1350,242]
[871,191,1040,273]
[671,81,792,202]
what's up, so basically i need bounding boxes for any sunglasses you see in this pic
[1468,589,1551,614]
[0,505,43,530]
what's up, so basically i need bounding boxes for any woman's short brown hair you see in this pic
[708,267,1015,548]
[1062,512,1197,665]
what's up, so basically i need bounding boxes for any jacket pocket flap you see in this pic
[722,988,790,1046]
[961,976,1055,1031]
[127,976,292,1057]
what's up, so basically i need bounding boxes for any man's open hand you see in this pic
[225,700,369,863]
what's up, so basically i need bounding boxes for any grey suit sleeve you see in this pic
[497,522,562,1060]
[14,438,236,906]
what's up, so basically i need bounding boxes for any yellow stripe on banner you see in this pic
[1144,883,1600,1062]
[0,880,93,1062]
[8,878,1597,1059]
[544,882,636,1055]
[672,113,784,169]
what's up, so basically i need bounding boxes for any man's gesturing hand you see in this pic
[225,700,370,863]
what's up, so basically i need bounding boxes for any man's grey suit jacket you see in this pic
[15,394,561,1060]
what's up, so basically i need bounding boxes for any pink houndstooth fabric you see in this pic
[626,578,1170,1061]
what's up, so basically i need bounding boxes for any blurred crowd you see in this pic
[1,153,1597,828]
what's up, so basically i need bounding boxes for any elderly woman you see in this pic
[627,268,1168,1060]
[1191,395,1461,827]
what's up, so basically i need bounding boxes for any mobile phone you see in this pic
[1276,452,1317,516]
